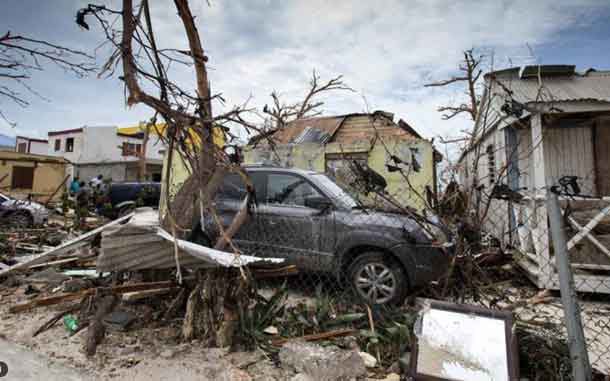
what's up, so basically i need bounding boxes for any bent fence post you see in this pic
[547,191,592,381]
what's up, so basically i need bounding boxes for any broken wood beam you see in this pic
[9,281,173,313]
[252,265,298,279]
[122,287,175,302]
[163,288,187,322]
[86,292,118,357]
[271,328,356,346]
[45,174,70,207]
[29,257,80,269]
[32,304,81,337]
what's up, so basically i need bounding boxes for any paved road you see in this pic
[0,339,87,381]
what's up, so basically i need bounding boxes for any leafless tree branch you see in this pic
[0,30,95,124]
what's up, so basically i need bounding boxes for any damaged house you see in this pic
[244,111,442,210]
[458,65,610,293]
[0,150,70,202]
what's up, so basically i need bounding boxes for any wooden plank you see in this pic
[271,328,355,346]
[122,287,174,302]
[571,263,610,271]
[0,212,134,277]
[9,281,173,313]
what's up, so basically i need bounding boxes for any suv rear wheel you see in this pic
[347,251,408,305]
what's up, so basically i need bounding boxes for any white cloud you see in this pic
[1,0,608,145]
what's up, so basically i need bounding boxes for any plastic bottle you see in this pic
[63,314,79,333]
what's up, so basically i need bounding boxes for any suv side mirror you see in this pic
[304,195,332,211]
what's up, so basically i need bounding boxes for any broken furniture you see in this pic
[409,299,518,381]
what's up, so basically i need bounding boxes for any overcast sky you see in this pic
[2,0,610,145]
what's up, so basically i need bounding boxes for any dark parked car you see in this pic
[191,166,453,305]
[104,182,161,217]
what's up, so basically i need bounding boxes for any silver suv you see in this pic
[192,166,452,305]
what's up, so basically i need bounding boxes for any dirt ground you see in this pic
[0,286,292,381]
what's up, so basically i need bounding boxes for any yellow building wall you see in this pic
[159,126,226,219]
[0,160,68,202]
[244,137,436,211]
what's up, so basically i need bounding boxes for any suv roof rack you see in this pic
[244,162,283,168]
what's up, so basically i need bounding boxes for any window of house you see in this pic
[66,137,74,152]
[54,139,61,151]
[486,144,496,185]
[325,152,369,186]
[11,166,35,189]
[17,142,27,153]
[122,142,142,157]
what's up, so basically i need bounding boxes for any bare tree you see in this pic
[79,0,264,346]
[0,31,94,126]
[249,70,353,147]
[425,49,483,122]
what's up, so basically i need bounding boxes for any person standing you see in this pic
[89,174,104,189]
[69,177,81,195]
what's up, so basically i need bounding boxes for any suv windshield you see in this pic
[312,174,362,209]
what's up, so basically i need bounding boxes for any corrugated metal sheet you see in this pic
[292,126,331,144]
[98,209,283,272]
[493,69,610,104]
[272,116,345,144]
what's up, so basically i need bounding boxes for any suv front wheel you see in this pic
[348,252,408,305]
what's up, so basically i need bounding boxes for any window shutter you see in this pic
[11,166,35,189]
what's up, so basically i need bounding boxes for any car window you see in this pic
[217,172,265,201]
[218,174,247,200]
[266,173,321,207]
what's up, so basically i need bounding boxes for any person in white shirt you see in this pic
[89,174,103,188]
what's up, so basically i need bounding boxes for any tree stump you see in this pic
[182,268,251,347]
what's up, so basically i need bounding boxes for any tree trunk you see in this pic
[181,268,248,346]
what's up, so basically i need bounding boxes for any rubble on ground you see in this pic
[279,340,367,380]
[1,203,605,380]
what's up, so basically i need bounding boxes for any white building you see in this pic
[15,136,49,155]
[48,125,166,182]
